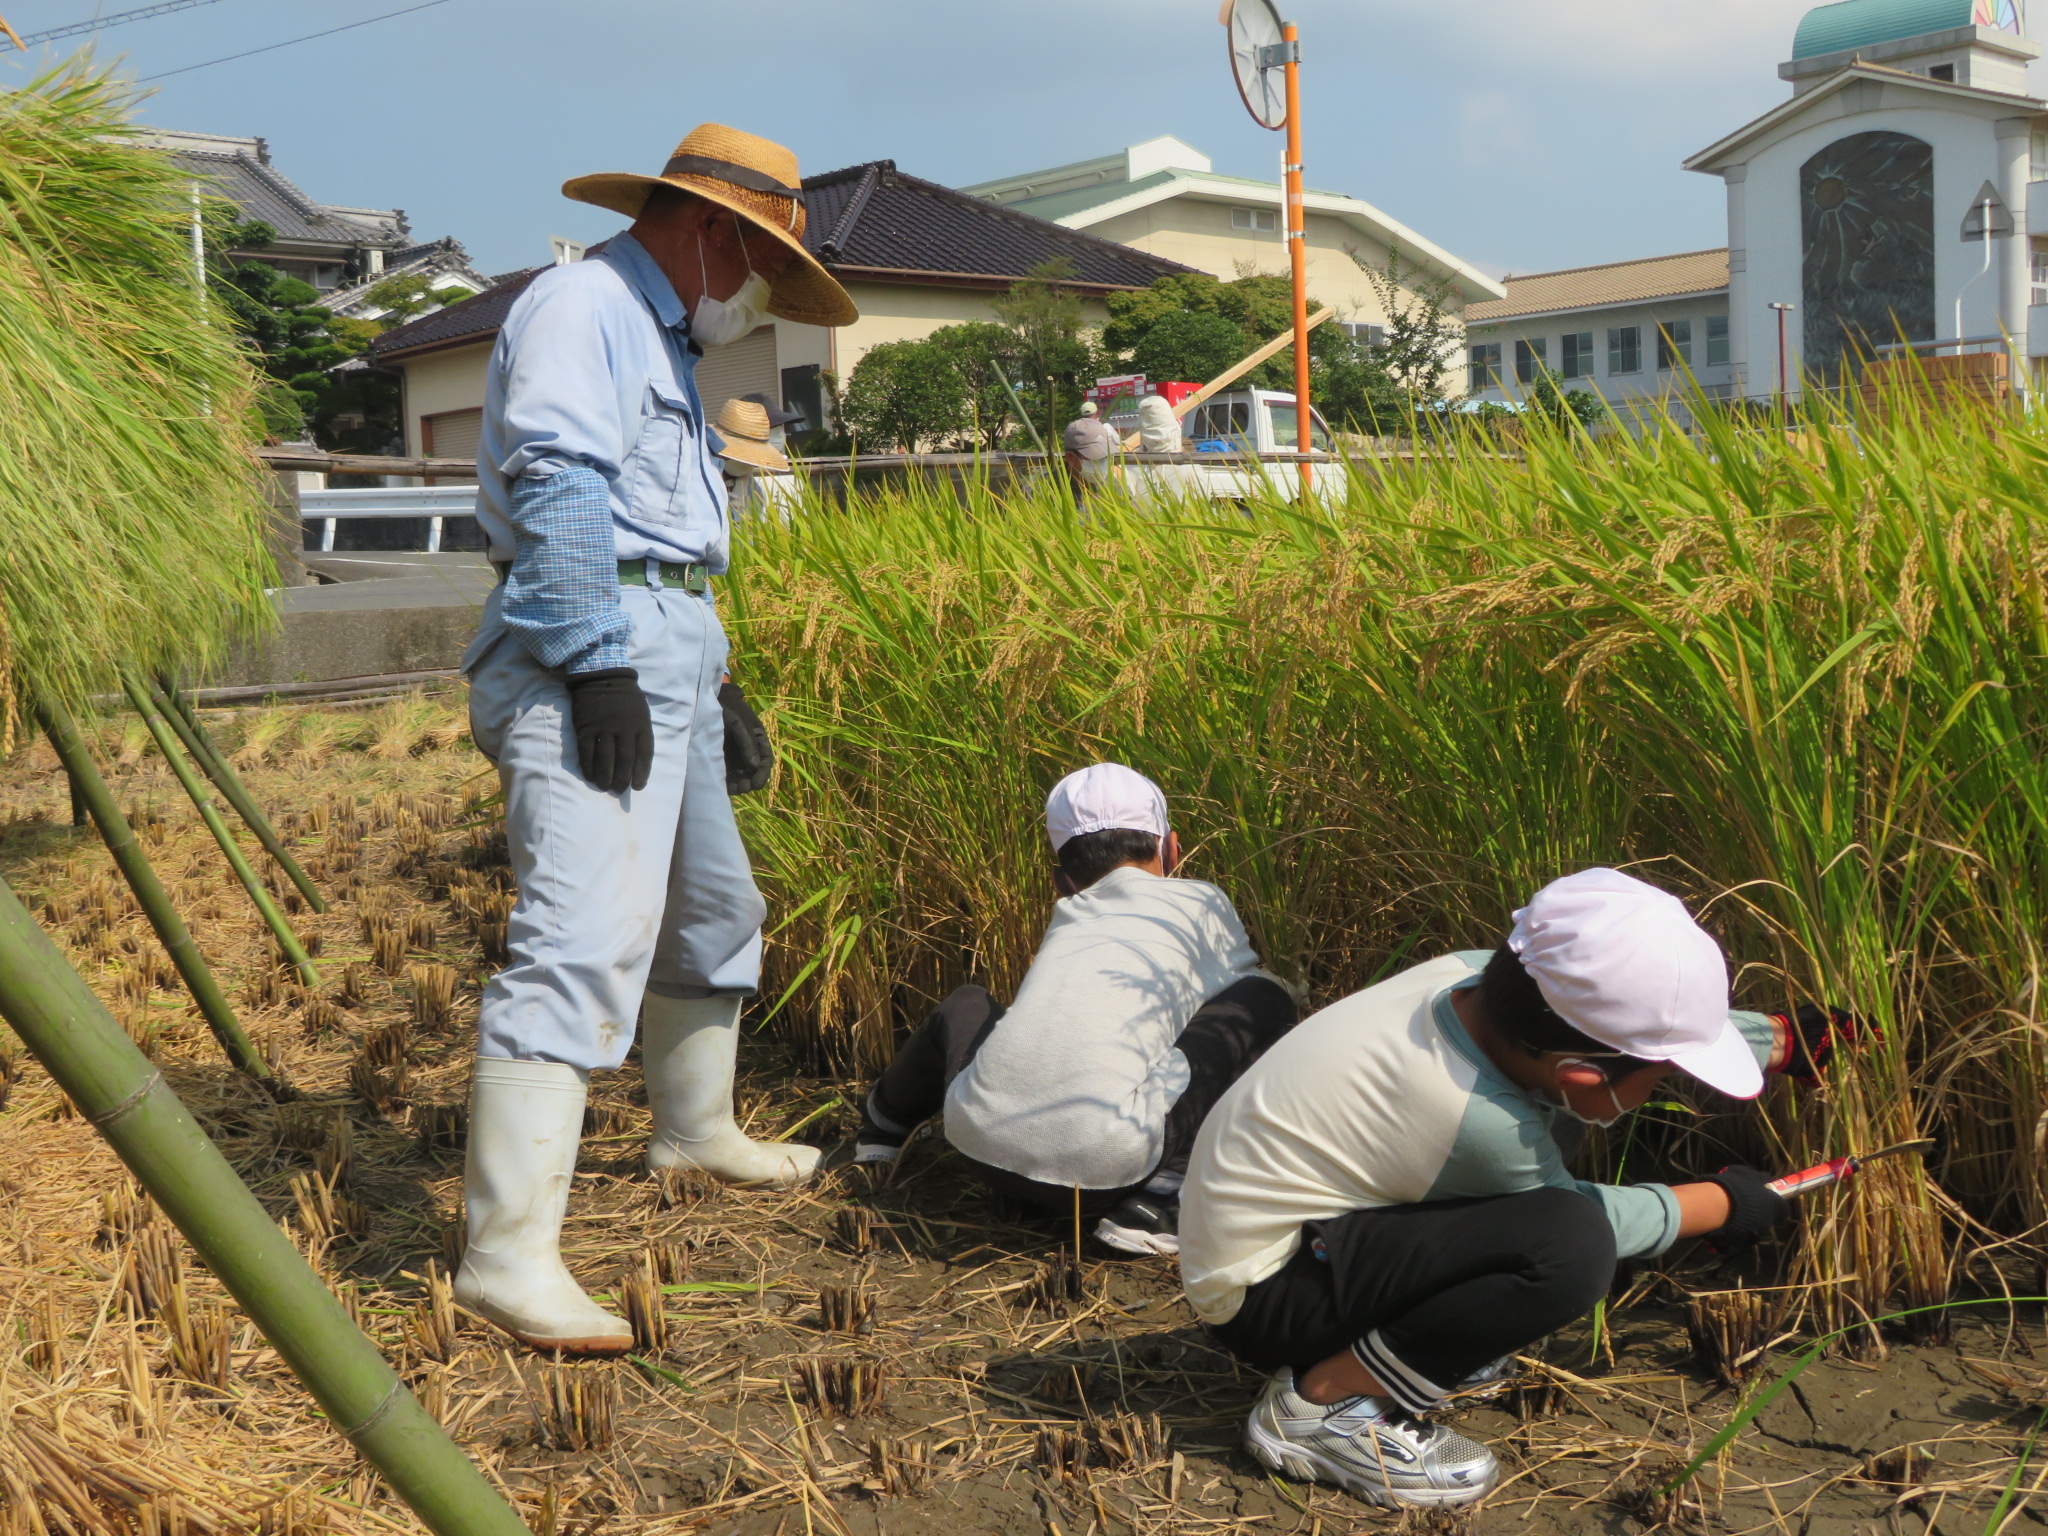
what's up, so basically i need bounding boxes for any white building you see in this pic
[1463,251,1732,409]
[962,136,1504,338]
[1471,0,2046,408]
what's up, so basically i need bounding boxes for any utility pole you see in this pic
[1280,20,1311,501]
[1768,302,1794,425]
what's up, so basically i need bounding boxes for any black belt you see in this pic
[494,559,709,594]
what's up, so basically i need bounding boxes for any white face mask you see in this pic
[1550,1058,1629,1129]
[692,215,770,348]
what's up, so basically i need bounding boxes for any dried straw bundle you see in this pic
[0,62,274,723]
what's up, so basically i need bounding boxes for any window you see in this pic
[1469,342,1502,392]
[421,408,483,464]
[1231,207,1279,233]
[1608,325,1642,375]
[1656,319,1692,371]
[1927,62,1955,81]
[2034,250,2048,308]
[1341,321,1386,348]
[1268,403,1334,453]
[1704,315,1730,367]
[2034,129,2048,182]
[1560,331,1595,379]
[1188,402,1252,443]
[1515,337,1548,384]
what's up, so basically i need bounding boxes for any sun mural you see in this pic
[1800,130,1936,382]
[1973,0,2023,32]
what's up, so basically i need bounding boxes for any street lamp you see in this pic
[1767,302,1794,423]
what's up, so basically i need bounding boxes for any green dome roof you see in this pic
[1793,0,1981,59]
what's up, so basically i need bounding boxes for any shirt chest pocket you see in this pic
[624,380,696,527]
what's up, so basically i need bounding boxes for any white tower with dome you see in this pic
[1685,0,2045,396]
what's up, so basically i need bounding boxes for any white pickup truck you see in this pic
[1105,388,1347,506]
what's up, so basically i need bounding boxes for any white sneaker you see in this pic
[1244,1370,1497,1508]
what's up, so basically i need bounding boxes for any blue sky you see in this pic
[0,0,2003,281]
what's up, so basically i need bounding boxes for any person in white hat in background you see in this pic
[454,124,857,1356]
[1179,867,1875,1509]
[852,763,1298,1256]
[1062,399,1120,504]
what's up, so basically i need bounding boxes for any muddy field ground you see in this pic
[0,698,2042,1535]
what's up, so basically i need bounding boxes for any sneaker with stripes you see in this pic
[1243,1369,1497,1508]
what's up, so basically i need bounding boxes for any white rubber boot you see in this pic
[454,1058,631,1355]
[642,994,821,1189]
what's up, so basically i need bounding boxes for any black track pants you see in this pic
[1210,1187,1618,1414]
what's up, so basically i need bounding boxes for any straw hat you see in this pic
[712,398,790,474]
[562,123,858,328]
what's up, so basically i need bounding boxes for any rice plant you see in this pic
[724,379,2048,1328]
[0,60,274,724]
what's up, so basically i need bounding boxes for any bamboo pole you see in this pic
[119,671,319,988]
[38,701,270,1081]
[151,673,327,913]
[0,877,532,1536]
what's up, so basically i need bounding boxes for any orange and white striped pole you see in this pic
[1281,22,1312,500]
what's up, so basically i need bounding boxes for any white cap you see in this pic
[1508,868,1761,1099]
[1079,400,1099,415]
[1044,763,1168,852]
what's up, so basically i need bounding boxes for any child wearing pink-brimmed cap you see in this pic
[1181,868,1872,1509]
[853,763,1298,1258]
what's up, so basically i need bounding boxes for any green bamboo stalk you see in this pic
[119,670,319,988]
[0,875,531,1536]
[38,700,269,1080]
[152,674,327,914]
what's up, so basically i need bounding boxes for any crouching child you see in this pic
[1179,867,1869,1508]
[855,763,1298,1256]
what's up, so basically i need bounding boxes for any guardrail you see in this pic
[298,485,483,553]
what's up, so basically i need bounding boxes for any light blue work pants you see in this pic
[463,580,766,1072]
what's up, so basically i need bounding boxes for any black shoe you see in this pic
[1093,1193,1179,1257]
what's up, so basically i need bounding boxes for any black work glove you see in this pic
[720,680,773,795]
[1770,1003,1881,1085]
[1702,1164,1791,1255]
[565,668,653,794]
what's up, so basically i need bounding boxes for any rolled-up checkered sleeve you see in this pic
[500,466,631,674]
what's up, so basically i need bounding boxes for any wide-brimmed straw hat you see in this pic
[712,398,791,474]
[562,123,858,328]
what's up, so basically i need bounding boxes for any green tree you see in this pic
[1346,244,1463,402]
[925,321,1021,450]
[1311,328,1413,436]
[1130,309,1243,384]
[202,212,400,452]
[837,338,968,452]
[361,271,477,324]
[992,257,1098,445]
[1527,369,1607,429]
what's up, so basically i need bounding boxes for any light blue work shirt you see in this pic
[476,232,729,571]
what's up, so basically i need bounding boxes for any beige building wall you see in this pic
[1082,203,1440,327]
[401,342,491,460]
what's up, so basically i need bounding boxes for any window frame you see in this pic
[1514,337,1549,385]
[1230,206,1278,233]
[1469,341,1503,392]
[1560,331,1595,380]
[1656,319,1693,372]
[1704,315,1730,368]
[1607,325,1642,376]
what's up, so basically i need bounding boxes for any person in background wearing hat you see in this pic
[1062,400,1120,504]
[454,125,858,1356]
[712,393,801,517]
[851,764,1298,1256]
[1178,867,1874,1507]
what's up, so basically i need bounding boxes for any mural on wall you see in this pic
[1800,130,1935,382]
[1973,0,2022,34]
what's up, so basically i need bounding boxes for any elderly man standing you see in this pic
[454,125,858,1355]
